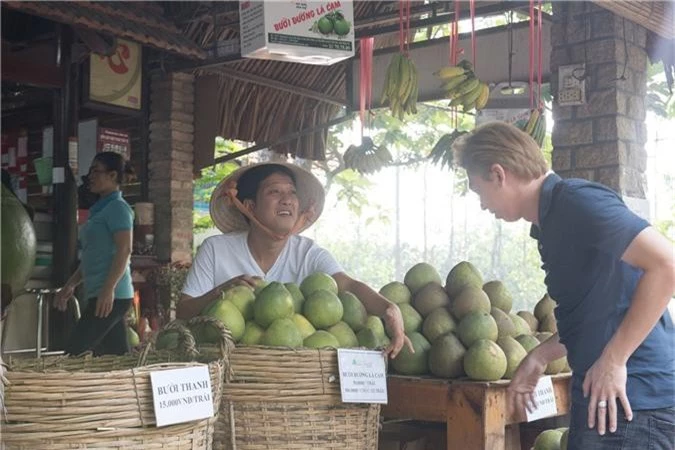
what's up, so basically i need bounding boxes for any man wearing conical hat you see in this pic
[178,162,412,358]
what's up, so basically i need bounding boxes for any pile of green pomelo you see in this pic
[158,261,570,382]
[531,426,569,450]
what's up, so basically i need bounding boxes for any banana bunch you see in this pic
[434,60,490,112]
[514,109,547,147]
[428,129,468,169]
[344,137,393,175]
[381,53,419,120]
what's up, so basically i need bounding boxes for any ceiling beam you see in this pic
[356,1,533,38]
[1,52,63,88]
[211,65,348,107]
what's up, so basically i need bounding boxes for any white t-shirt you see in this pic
[182,231,343,298]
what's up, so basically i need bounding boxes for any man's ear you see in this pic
[490,164,506,185]
[243,198,255,212]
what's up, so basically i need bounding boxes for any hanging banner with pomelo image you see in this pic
[240,1,354,65]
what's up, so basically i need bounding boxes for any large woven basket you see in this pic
[199,341,381,450]
[1,319,233,450]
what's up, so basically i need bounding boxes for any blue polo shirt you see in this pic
[530,173,674,410]
[80,191,134,300]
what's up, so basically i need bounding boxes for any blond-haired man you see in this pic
[453,121,675,449]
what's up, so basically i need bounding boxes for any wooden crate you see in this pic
[382,374,572,450]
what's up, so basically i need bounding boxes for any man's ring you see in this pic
[597,400,608,408]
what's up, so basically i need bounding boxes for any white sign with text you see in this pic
[337,349,388,404]
[526,375,558,422]
[150,365,214,427]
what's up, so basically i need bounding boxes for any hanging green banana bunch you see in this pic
[381,53,419,120]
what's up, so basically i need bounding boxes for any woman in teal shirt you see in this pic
[54,151,134,355]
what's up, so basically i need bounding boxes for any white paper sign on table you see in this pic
[150,365,214,427]
[337,349,388,404]
[526,375,558,422]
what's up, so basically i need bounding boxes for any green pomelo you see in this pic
[412,282,450,317]
[428,332,466,378]
[222,285,256,320]
[379,281,412,304]
[253,282,294,328]
[303,289,343,329]
[300,272,338,298]
[365,315,386,340]
[404,262,442,295]
[510,313,532,337]
[539,313,558,333]
[517,310,539,333]
[261,318,303,348]
[327,321,359,348]
[464,339,507,381]
[497,336,528,379]
[284,282,305,313]
[457,311,499,347]
[534,294,556,321]
[545,356,567,375]
[339,291,367,332]
[357,328,382,349]
[156,330,180,350]
[422,307,457,343]
[491,307,517,338]
[517,311,539,333]
[202,299,245,342]
[1,185,37,295]
[450,286,491,320]
[560,428,569,450]
[445,261,483,299]
[126,327,140,347]
[304,330,340,349]
[253,279,270,295]
[515,334,541,353]
[240,322,265,345]
[483,280,513,313]
[291,313,316,339]
[391,332,431,376]
[389,303,423,336]
[533,429,563,450]
[535,331,554,343]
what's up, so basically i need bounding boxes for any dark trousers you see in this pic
[65,298,132,356]
[569,402,675,450]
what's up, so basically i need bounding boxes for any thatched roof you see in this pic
[163,1,412,166]
[3,1,206,59]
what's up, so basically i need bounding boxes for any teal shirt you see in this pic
[80,191,134,300]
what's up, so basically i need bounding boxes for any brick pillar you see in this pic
[149,72,195,263]
[550,2,649,212]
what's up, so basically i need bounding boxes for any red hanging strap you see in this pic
[359,38,374,135]
[406,0,411,54]
[452,0,460,65]
[537,0,543,110]
[469,0,476,70]
[399,0,404,54]
[529,0,535,110]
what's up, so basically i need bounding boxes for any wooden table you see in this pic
[382,374,572,450]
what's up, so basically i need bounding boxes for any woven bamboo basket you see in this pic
[192,320,380,450]
[1,318,233,449]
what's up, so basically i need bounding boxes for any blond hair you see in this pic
[452,121,548,180]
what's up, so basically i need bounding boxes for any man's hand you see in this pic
[216,275,263,294]
[583,353,633,435]
[381,304,414,359]
[94,288,115,318]
[54,285,75,312]
[507,351,548,418]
